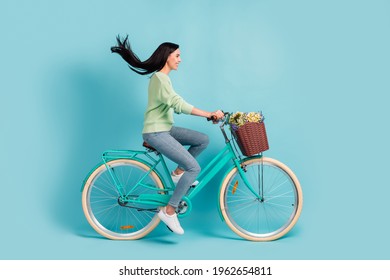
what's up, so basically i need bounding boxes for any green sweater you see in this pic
[142,72,194,133]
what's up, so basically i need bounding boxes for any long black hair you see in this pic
[111,35,179,75]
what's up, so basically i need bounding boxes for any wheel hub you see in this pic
[117,197,128,206]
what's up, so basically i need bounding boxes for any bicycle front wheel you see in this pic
[82,159,164,240]
[219,157,303,241]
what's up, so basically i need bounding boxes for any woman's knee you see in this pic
[193,162,201,174]
[184,160,201,175]
[198,133,209,148]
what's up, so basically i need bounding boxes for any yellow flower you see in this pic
[229,111,264,127]
[246,112,260,123]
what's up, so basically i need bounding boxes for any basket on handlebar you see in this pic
[229,112,269,156]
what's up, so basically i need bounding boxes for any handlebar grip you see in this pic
[207,115,218,122]
[207,111,228,122]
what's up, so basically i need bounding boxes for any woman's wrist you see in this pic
[191,107,212,118]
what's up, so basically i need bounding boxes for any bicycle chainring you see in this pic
[177,197,192,217]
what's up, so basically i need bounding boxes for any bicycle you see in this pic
[81,113,303,241]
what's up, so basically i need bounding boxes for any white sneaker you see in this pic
[171,171,199,186]
[158,208,184,235]
[171,171,184,183]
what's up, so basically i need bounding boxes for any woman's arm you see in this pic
[191,107,224,119]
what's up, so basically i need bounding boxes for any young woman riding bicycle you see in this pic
[111,36,224,235]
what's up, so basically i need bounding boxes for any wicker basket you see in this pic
[231,122,269,156]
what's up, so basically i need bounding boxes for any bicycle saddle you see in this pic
[142,141,157,152]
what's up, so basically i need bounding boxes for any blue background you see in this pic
[1,0,389,259]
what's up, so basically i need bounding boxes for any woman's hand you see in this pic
[211,110,224,119]
[209,110,224,123]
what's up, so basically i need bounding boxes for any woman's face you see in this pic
[166,49,181,71]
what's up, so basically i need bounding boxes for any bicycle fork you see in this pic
[234,157,264,201]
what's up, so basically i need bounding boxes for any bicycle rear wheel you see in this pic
[219,157,303,241]
[82,159,164,240]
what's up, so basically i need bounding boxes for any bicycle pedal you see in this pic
[190,180,199,188]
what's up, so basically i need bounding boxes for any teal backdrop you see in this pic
[1,0,389,259]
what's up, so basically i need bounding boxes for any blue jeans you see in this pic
[142,127,209,208]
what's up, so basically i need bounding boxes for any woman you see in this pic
[111,36,224,235]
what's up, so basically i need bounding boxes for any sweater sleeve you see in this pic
[159,78,194,115]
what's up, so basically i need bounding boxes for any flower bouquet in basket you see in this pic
[228,111,269,156]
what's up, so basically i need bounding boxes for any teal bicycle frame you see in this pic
[85,117,262,218]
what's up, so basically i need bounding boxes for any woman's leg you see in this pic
[169,126,209,160]
[143,128,208,208]
[143,129,208,234]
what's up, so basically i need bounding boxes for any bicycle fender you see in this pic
[80,158,168,192]
[80,161,105,192]
[216,165,236,221]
